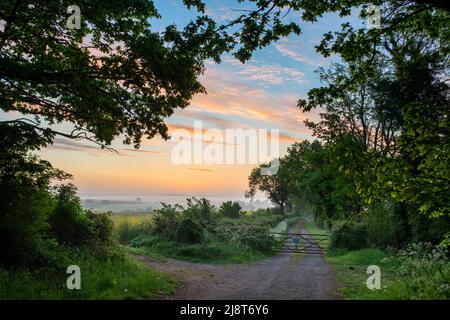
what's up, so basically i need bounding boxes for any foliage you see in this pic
[183,197,217,226]
[282,140,361,228]
[127,209,282,263]
[129,233,266,264]
[0,0,237,149]
[50,184,95,246]
[245,163,289,215]
[267,7,449,248]
[231,227,275,254]
[173,218,204,244]
[362,202,398,249]
[0,129,115,267]
[0,253,175,299]
[0,123,65,266]
[151,203,181,239]
[219,201,242,218]
[330,220,368,250]
[397,242,450,299]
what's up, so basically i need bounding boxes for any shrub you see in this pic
[49,184,96,246]
[233,227,275,253]
[330,220,368,250]
[219,201,242,218]
[363,203,397,249]
[397,242,450,299]
[49,185,115,248]
[0,183,54,266]
[173,218,204,244]
[408,213,450,245]
[184,197,216,226]
[152,203,181,238]
[85,210,114,245]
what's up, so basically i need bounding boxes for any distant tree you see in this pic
[219,201,242,218]
[245,163,289,215]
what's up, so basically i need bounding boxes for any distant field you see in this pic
[111,212,154,226]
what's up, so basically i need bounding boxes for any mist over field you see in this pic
[80,194,272,212]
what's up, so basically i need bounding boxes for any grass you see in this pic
[304,220,407,299]
[326,249,408,299]
[303,218,330,249]
[0,255,175,299]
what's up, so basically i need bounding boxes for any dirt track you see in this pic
[133,223,341,300]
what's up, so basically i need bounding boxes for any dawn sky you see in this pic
[2,1,364,199]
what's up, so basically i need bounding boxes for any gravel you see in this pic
[132,223,341,300]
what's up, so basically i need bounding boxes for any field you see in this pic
[110,212,154,225]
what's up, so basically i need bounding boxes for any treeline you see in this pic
[248,29,449,250]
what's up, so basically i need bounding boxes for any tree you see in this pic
[0,122,65,266]
[283,140,361,227]
[245,162,289,215]
[0,0,233,148]
[226,1,449,62]
[219,201,242,218]
[297,30,449,220]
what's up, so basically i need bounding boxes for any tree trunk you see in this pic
[397,201,411,245]
[279,202,285,215]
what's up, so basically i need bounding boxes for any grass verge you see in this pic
[0,255,175,299]
[304,220,412,299]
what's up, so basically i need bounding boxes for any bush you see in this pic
[330,220,368,250]
[232,227,275,253]
[85,210,114,245]
[184,197,216,226]
[49,184,94,245]
[363,202,397,249]
[397,242,450,299]
[219,201,242,218]
[173,218,204,244]
[152,203,181,238]
[0,183,54,266]
[408,213,450,245]
[49,185,114,247]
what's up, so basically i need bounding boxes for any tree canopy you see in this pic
[0,0,234,148]
[1,1,448,149]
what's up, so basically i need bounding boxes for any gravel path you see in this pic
[132,222,341,300]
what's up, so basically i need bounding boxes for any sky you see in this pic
[4,1,364,200]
